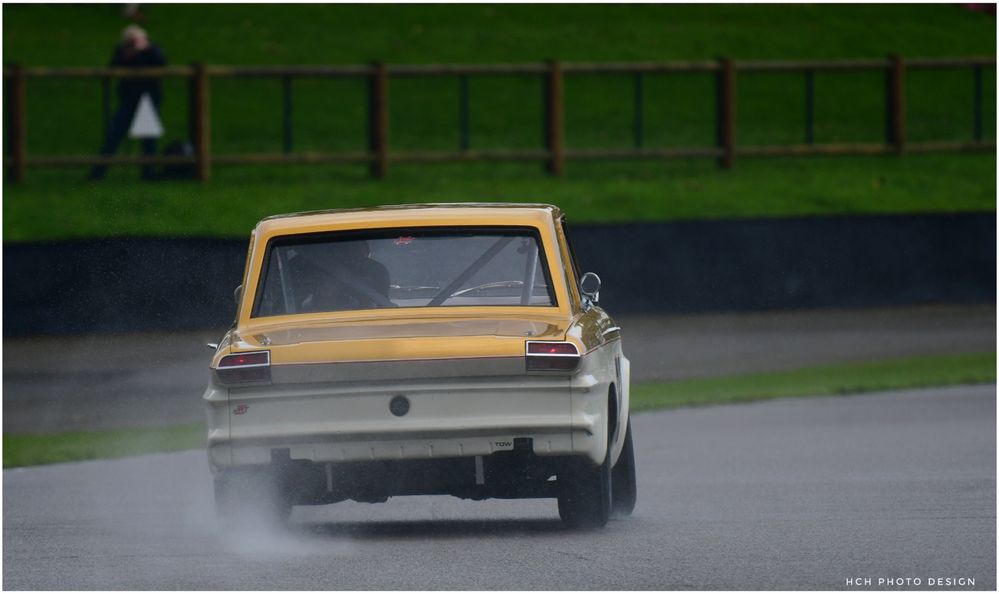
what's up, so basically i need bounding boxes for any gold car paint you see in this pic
[214,310,577,367]
[214,205,578,367]
[552,215,583,314]
[237,317,569,365]
[237,230,256,311]
[246,318,561,346]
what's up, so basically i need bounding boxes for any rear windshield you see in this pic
[252,227,557,317]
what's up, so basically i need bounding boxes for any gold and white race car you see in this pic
[205,203,635,528]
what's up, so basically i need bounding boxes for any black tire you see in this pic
[557,452,612,529]
[612,419,637,516]
[214,467,292,530]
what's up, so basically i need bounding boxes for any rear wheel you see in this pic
[557,453,612,528]
[214,467,292,530]
[611,419,637,516]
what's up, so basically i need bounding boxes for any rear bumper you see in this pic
[209,423,587,468]
[205,371,609,471]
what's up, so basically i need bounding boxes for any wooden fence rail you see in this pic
[3,56,995,183]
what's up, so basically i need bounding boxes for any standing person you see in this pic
[90,25,166,180]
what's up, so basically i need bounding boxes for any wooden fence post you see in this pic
[633,72,645,148]
[973,64,983,142]
[187,66,195,147]
[11,64,27,183]
[544,59,564,176]
[886,54,906,154]
[368,61,389,179]
[193,62,211,182]
[804,69,815,145]
[101,76,112,137]
[282,75,293,154]
[458,74,470,151]
[715,57,735,169]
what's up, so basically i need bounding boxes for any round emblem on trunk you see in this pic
[389,395,410,417]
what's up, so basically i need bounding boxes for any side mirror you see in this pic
[233,284,243,305]
[579,272,601,306]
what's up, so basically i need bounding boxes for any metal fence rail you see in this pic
[4,56,995,183]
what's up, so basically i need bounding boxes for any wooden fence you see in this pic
[4,56,995,183]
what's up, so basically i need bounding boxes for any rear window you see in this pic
[252,227,557,317]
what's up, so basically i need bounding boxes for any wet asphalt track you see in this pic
[4,384,994,590]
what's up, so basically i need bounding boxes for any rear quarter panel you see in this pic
[568,306,629,467]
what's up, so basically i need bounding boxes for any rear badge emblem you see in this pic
[233,404,249,415]
[389,395,410,417]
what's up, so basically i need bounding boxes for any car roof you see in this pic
[254,202,563,237]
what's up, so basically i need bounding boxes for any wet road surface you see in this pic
[4,385,994,590]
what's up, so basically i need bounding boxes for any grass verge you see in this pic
[3,423,204,469]
[631,351,996,411]
[3,352,994,468]
[4,154,996,241]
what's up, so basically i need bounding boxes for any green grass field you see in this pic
[4,351,994,468]
[6,4,996,66]
[630,351,997,412]
[3,423,205,469]
[3,155,995,241]
[3,4,996,240]
[3,154,995,240]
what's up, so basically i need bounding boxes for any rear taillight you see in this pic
[526,341,580,372]
[215,351,271,384]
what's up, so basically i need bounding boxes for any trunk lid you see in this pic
[230,316,570,365]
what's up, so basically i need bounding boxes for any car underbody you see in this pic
[214,421,637,528]
[226,444,568,506]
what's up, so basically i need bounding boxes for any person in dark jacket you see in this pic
[90,25,167,180]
